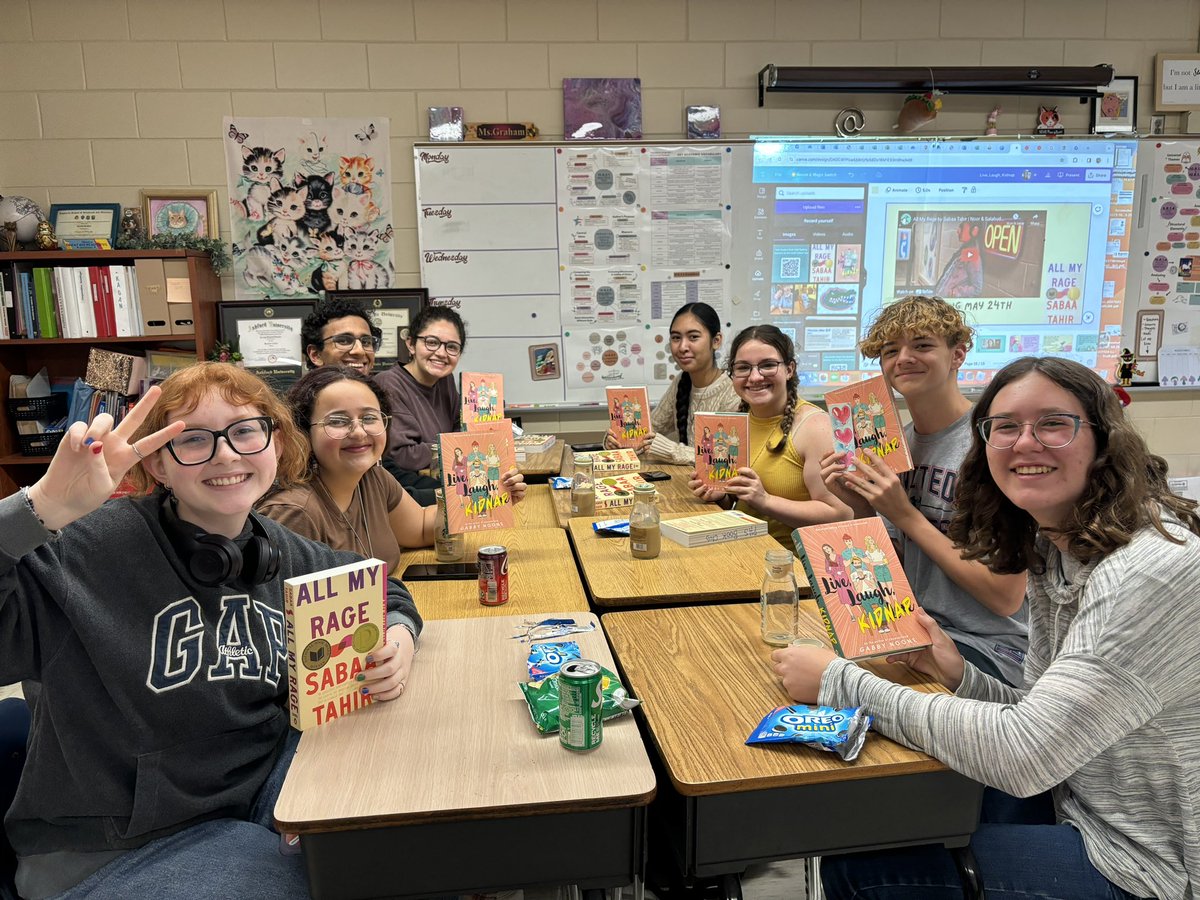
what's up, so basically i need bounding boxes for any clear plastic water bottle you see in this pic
[760,548,800,646]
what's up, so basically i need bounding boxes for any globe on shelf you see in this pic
[0,194,47,243]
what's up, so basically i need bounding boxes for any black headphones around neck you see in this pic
[160,496,281,588]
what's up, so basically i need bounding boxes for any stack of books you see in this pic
[660,510,768,547]
[513,433,556,461]
[595,472,650,510]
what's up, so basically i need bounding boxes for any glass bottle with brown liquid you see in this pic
[570,453,596,517]
[434,488,466,562]
[629,483,661,560]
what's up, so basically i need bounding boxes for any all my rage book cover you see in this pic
[285,557,388,730]
[438,427,517,533]
[791,517,930,661]
[823,375,912,474]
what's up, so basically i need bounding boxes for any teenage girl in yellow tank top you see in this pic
[689,325,852,544]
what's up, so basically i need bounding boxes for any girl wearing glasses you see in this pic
[0,363,422,898]
[603,302,739,463]
[690,324,850,545]
[260,367,525,574]
[375,306,468,476]
[774,356,1200,900]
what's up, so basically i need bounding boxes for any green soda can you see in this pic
[558,659,604,751]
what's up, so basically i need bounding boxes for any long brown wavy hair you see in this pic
[727,324,800,454]
[949,356,1200,573]
[126,362,310,494]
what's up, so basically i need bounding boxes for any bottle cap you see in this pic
[633,483,656,495]
[573,453,593,464]
[766,548,795,565]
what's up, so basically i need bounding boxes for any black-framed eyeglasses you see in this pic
[976,413,1095,450]
[311,412,391,439]
[319,333,382,352]
[165,417,275,466]
[731,360,783,379]
[413,334,462,356]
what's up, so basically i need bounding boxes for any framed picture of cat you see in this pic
[142,189,219,239]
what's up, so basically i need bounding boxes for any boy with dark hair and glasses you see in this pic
[301,297,383,375]
[819,295,1028,686]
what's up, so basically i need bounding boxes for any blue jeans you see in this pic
[821,791,1147,900]
[52,730,306,900]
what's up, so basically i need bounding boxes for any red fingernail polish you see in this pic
[92,444,103,455]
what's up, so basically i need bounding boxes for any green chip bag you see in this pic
[518,666,641,734]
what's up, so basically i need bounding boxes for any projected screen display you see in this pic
[750,138,1138,386]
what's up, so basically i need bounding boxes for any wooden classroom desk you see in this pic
[276,612,656,900]
[514,483,559,528]
[516,441,564,480]
[566,513,800,608]
[603,602,982,884]
[397,526,588,620]
[550,462,714,529]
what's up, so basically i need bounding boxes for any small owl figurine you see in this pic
[34,219,59,250]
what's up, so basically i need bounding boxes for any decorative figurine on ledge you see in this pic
[1035,105,1064,136]
[34,220,59,250]
[1116,348,1144,387]
[895,90,942,133]
[120,207,144,242]
[985,106,1001,136]
[0,194,47,250]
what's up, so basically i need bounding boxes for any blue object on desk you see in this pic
[593,519,630,536]
[550,476,571,490]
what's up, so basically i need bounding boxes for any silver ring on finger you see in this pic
[131,443,145,460]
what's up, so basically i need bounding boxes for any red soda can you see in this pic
[477,545,510,606]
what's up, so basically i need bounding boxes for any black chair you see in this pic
[0,697,30,900]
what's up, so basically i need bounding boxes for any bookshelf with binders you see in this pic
[0,249,221,497]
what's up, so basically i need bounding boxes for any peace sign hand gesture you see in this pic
[25,386,186,533]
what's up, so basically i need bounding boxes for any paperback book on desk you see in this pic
[590,448,640,474]
[285,557,387,730]
[438,427,517,532]
[661,509,768,547]
[823,375,911,473]
[595,471,649,510]
[791,517,930,661]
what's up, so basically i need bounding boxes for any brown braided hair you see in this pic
[727,324,799,454]
[670,302,723,444]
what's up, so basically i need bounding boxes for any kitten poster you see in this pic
[223,117,395,300]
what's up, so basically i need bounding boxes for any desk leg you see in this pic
[950,845,984,900]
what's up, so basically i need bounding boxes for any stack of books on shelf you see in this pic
[661,510,768,548]
[0,259,191,340]
[513,433,556,459]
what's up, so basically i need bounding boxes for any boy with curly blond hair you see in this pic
[822,295,1028,684]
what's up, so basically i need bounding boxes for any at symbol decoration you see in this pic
[835,108,866,137]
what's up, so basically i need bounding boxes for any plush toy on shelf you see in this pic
[895,90,943,133]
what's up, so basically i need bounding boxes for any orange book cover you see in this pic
[460,371,506,432]
[606,386,650,448]
[693,412,748,487]
[791,517,931,661]
[823,375,912,474]
[438,426,516,533]
[284,557,387,730]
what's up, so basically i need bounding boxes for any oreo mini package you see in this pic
[746,705,871,761]
[526,641,581,681]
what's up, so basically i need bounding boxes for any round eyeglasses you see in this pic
[413,334,462,357]
[319,333,382,352]
[731,360,783,379]
[166,417,275,466]
[311,413,390,440]
[976,413,1095,450]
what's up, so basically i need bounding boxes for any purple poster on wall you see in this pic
[563,78,643,140]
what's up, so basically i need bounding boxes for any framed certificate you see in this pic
[325,288,427,371]
[218,300,316,393]
[48,203,120,245]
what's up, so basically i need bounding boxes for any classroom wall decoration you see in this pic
[223,116,394,301]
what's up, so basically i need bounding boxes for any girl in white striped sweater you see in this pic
[774,356,1200,900]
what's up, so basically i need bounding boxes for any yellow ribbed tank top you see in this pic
[736,403,816,546]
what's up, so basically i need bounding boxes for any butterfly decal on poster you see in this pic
[228,123,249,144]
[355,123,376,143]
[378,224,394,242]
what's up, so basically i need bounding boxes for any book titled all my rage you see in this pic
[590,448,640,474]
[606,386,650,448]
[460,371,506,432]
[693,412,748,487]
[823,375,912,474]
[438,428,517,533]
[285,558,387,730]
[791,518,930,661]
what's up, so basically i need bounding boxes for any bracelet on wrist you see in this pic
[21,486,60,536]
